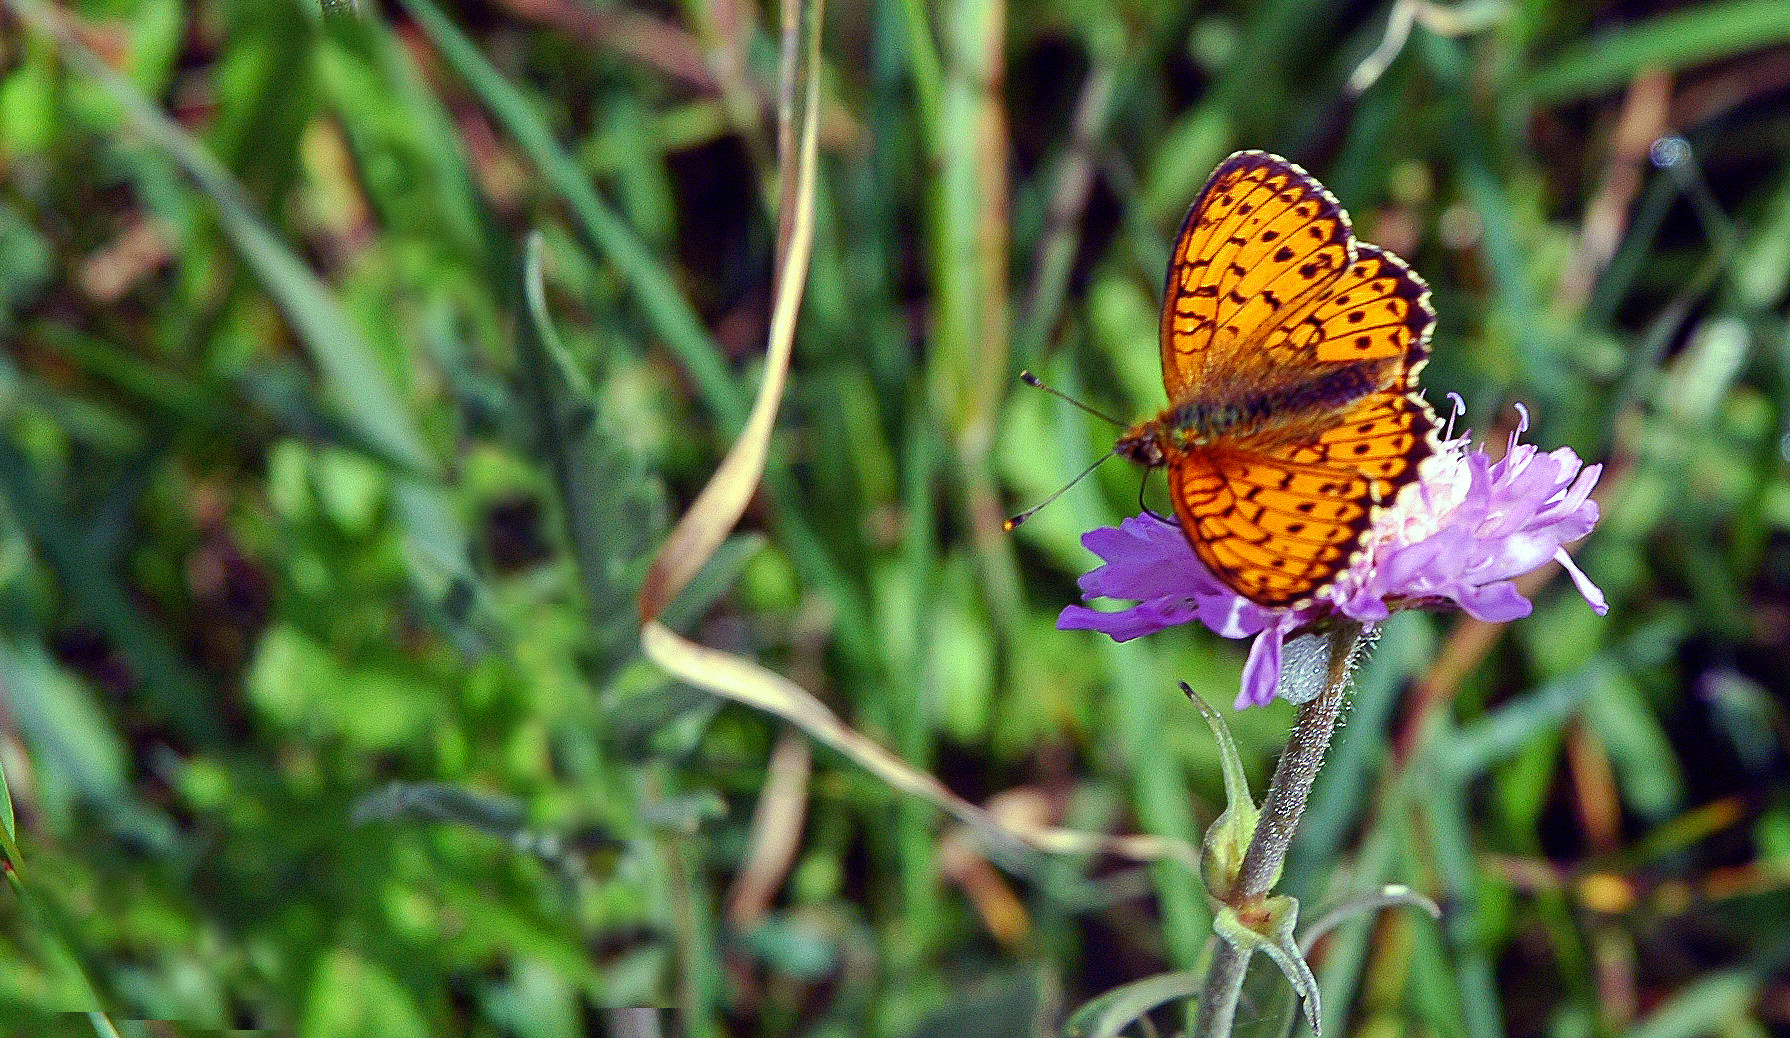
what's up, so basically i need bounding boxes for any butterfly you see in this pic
[1114,151,1439,607]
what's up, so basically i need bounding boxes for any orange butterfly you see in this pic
[1115,151,1439,607]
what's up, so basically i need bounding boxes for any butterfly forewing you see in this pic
[1298,243,1435,367]
[1160,151,1355,399]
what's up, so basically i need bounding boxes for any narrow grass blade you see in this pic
[1525,0,1790,104]
[398,0,747,434]
[517,232,662,672]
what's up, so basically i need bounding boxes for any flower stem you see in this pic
[1237,623,1360,898]
[1193,621,1363,1037]
[1192,936,1252,1038]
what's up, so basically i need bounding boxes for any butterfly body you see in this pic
[1124,151,1439,608]
[1120,359,1393,456]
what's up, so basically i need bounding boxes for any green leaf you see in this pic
[398,0,746,435]
[1582,671,1683,821]
[1620,970,1756,1038]
[1524,0,1790,103]
[0,201,53,329]
[1182,683,1261,901]
[0,639,127,823]
[302,950,432,1038]
[0,752,13,844]
[516,232,663,675]
[1444,661,1604,778]
[1062,970,1203,1038]
[27,10,434,473]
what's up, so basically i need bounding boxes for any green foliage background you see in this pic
[3,0,1790,1034]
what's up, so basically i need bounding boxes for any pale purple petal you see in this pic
[1451,581,1533,622]
[1239,625,1287,709]
[1055,514,1283,642]
[1555,549,1609,615]
[1058,600,1199,642]
[1074,518,1219,601]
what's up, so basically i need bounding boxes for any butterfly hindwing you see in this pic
[1167,444,1374,606]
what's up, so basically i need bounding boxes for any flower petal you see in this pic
[1058,600,1197,642]
[1555,548,1609,615]
[1238,625,1288,709]
[1452,580,1533,622]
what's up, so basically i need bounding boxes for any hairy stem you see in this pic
[1193,621,1363,1037]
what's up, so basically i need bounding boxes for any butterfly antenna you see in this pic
[1019,370,1125,427]
[1004,450,1117,531]
[1137,473,1171,524]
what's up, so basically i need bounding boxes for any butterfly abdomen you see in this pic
[1250,362,1389,430]
[1115,356,1399,482]
[1155,362,1389,441]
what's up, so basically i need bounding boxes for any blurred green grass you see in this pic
[2,0,1790,1035]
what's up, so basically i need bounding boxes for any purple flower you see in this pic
[1059,407,1607,709]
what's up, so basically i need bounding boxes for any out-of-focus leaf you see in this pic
[907,969,1049,1038]
[1524,0,1790,103]
[0,51,57,156]
[398,0,745,435]
[480,957,581,1038]
[246,625,445,751]
[0,433,217,742]
[1444,661,1605,779]
[0,640,124,822]
[301,949,432,1038]
[351,781,525,835]
[517,233,662,674]
[0,752,14,844]
[1061,969,1201,1038]
[0,202,52,329]
[737,915,841,980]
[1417,745,1506,1038]
[313,15,492,266]
[14,2,434,474]
[1582,672,1683,821]
[0,640,170,850]
[1620,970,1756,1038]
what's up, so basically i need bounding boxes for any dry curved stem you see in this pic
[724,731,812,928]
[633,0,819,623]
[1348,0,1508,94]
[640,624,1199,870]
[634,0,1198,876]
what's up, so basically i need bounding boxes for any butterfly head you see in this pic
[1114,421,1169,469]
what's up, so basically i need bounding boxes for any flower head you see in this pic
[1059,406,1607,708]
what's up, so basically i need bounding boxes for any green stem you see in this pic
[1194,622,1363,1037]
[1238,624,1361,898]
[1192,938,1251,1038]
